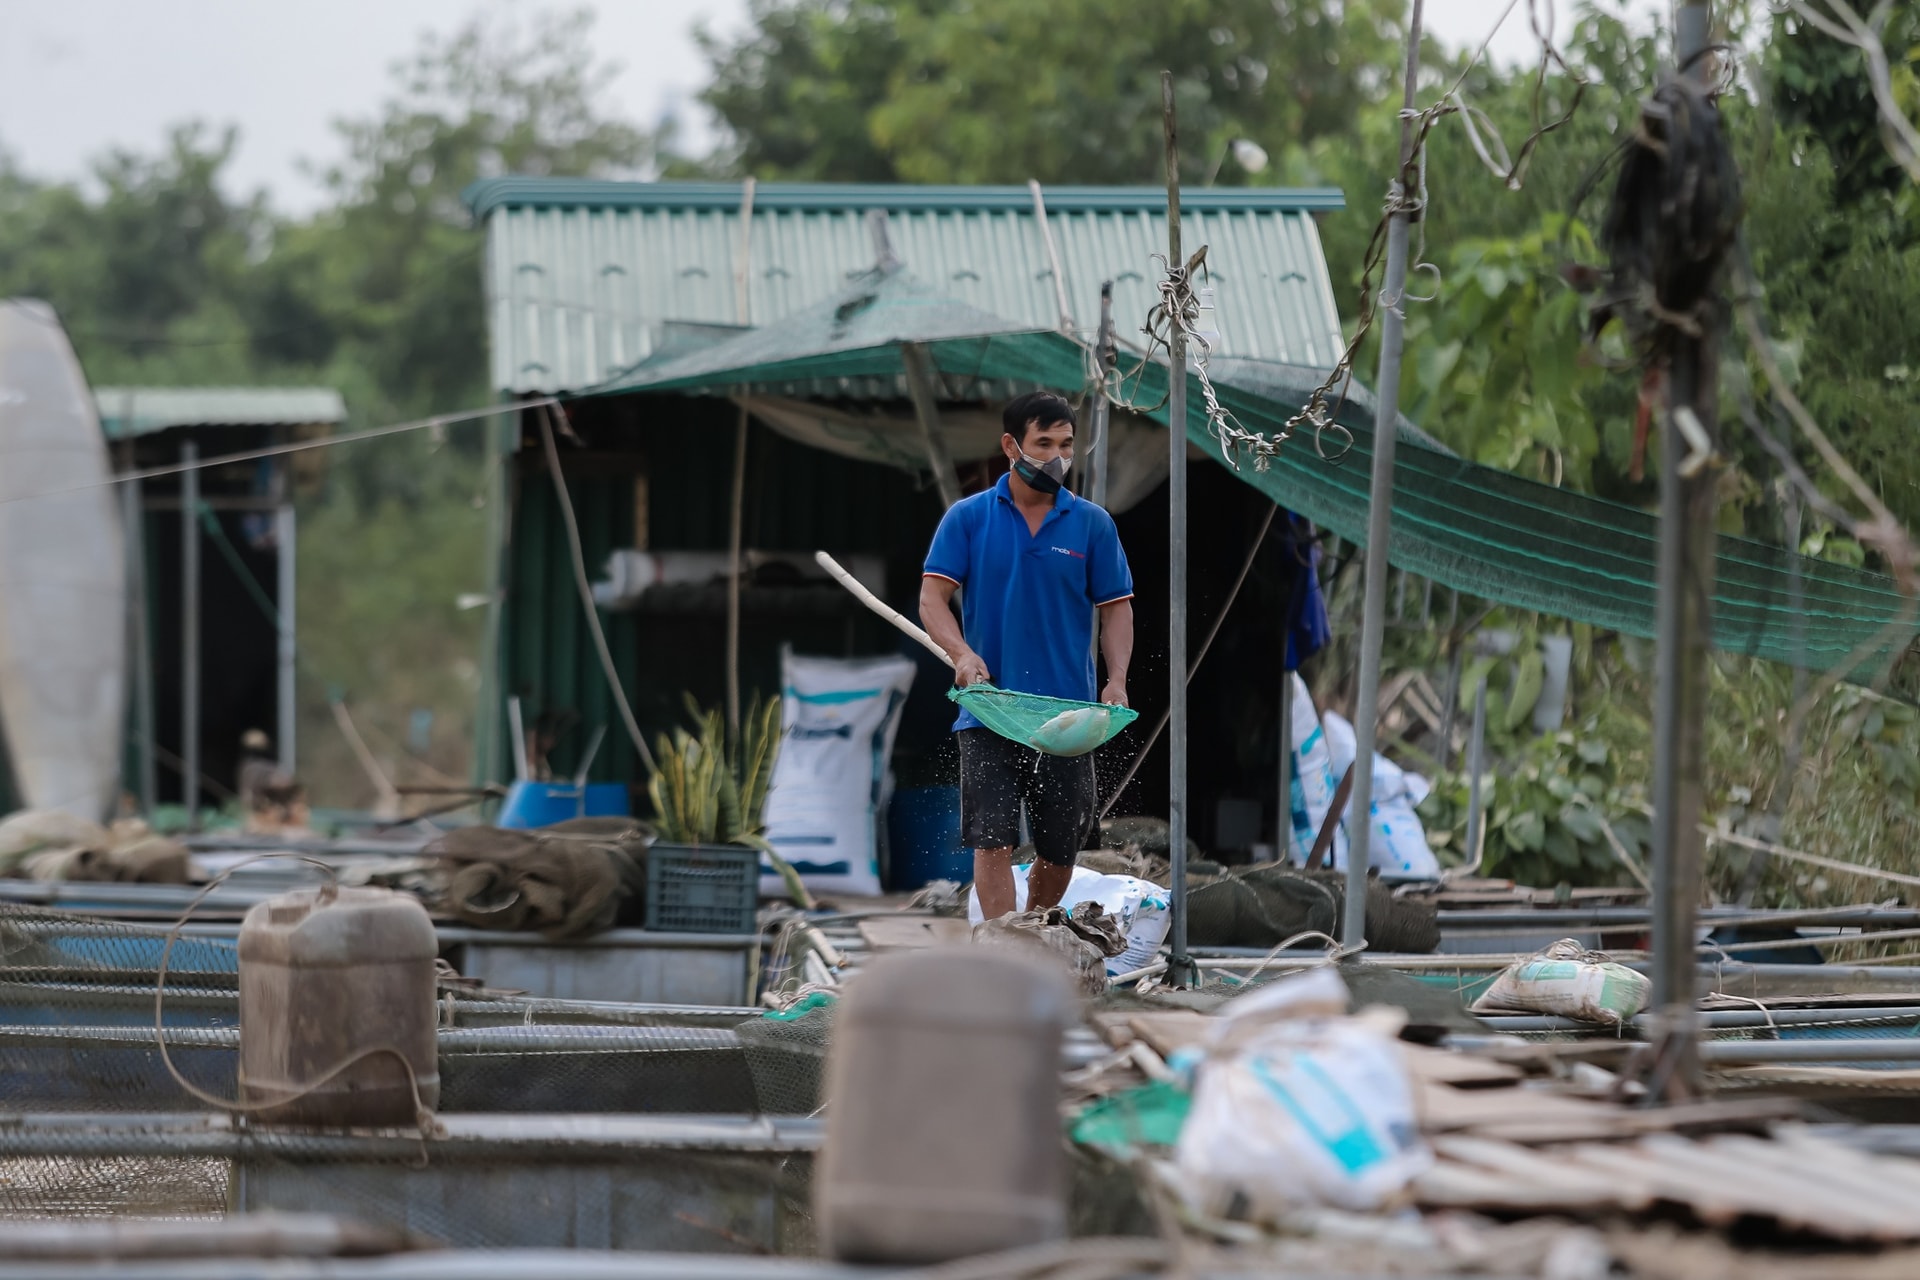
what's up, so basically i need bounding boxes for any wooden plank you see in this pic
[857,916,972,951]
[1771,1126,1920,1201]
[1712,1132,1920,1224]
[1635,1134,1911,1241]
[1399,1043,1524,1088]
[1126,1012,1212,1058]
[1428,1136,1649,1211]
[1417,1080,1621,1140]
[1411,1161,1612,1212]
[1558,1143,1767,1229]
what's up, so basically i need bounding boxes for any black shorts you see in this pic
[957,727,1096,867]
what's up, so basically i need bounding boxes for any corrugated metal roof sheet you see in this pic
[94,387,347,439]
[466,179,1349,394]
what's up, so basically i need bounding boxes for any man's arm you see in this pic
[1097,599,1133,706]
[920,576,991,686]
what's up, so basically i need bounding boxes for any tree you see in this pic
[694,0,1408,184]
[0,8,658,808]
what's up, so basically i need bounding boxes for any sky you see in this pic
[0,0,1668,213]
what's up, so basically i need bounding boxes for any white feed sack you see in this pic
[1174,968,1432,1216]
[1283,672,1348,869]
[1321,710,1441,879]
[761,649,916,897]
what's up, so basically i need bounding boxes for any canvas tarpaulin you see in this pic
[593,300,1915,678]
[738,394,1171,514]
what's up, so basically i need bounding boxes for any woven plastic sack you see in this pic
[967,865,1170,975]
[1471,939,1650,1026]
[1174,970,1431,1215]
[948,684,1138,757]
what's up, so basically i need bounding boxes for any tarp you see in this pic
[592,293,1915,678]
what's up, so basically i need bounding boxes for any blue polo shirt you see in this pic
[923,475,1134,731]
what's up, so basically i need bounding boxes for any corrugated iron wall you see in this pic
[494,394,947,788]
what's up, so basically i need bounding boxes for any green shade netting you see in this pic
[593,300,1915,679]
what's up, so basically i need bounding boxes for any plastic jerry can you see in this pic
[815,945,1074,1264]
[237,885,440,1127]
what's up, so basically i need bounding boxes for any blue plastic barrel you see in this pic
[497,781,631,830]
[886,785,969,890]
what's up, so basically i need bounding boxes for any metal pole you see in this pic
[274,502,297,774]
[1162,71,1193,987]
[1088,282,1117,509]
[1344,0,1426,948]
[1649,0,1717,1096]
[120,464,157,816]
[180,441,200,829]
[1464,674,1488,872]
[1737,489,1803,906]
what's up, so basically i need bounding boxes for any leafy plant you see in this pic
[649,694,781,847]
[648,694,814,908]
[1419,713,1649,890]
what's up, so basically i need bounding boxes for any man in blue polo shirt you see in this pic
[920,391,1135,919]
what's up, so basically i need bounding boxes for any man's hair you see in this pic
[1001,391,1075,444]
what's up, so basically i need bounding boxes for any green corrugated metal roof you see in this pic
[94,387,346,439]
[465,178,1349,394]
[465,178,1349,216]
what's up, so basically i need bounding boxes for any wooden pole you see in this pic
[726,178,757,740]
[1088,282,1117,508]
[902,344,964,510]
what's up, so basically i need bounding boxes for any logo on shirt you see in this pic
[1051,546,1086,560]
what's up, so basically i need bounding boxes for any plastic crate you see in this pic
[645,843,761,934]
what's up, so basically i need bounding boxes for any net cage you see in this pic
[0,901,831,1251]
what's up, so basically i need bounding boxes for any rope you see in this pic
[1703,827,1920,891]
[1233,929,1368,985]
[537,404,659,775]
[153,853,446,1140]
[0,398,555,512]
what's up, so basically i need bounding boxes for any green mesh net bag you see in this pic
[947,684,1139,756]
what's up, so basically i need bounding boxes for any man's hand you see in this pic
[954,650,992,688]
[1100,680,1128,708]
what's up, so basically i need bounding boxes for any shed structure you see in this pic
[97,386,345,820]
[466,179,1351,858]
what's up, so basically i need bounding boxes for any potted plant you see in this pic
[646,695,812,927]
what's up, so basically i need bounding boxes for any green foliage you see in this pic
[0,10,656,808]
[692,0,1408,184]
[1404,217,1617,487]
[1419,716,1648,889]
[649,695,783,847]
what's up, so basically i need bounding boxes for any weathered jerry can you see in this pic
[815,945,1074,1263]
[238,885,439,1126]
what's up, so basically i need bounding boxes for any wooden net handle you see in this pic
[814,551,954,668]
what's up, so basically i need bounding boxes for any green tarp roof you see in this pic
[592,298,1913,678]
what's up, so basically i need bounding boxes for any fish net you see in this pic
[0,901,825,1250]
[950,685,1140,757]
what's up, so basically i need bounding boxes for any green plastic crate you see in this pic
[645,843,760,934]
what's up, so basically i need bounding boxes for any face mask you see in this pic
[1013,449,1071,495]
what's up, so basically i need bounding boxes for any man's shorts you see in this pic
[957,727,1095,867]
